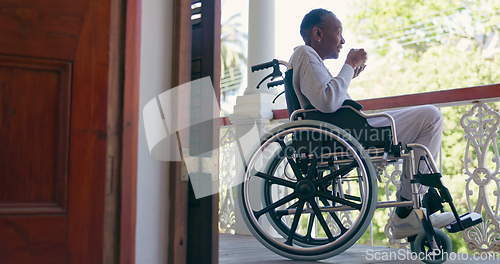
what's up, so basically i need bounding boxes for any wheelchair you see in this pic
[237,59,483,263]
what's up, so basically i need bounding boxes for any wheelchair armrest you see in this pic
[291,101,362,121]
[342,99,363,110]
[357,111,398,146]
[303,105,399,146]
[289,108,321,121]
[338,101,398,146]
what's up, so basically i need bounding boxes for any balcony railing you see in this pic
[218,84,499,252]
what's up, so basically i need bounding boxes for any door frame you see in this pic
[187,0,221,263]
[168,0,221,263]
[119,0,221,263]
[120,0,142,263]
[167,0,192,263]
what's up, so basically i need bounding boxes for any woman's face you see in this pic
[311,14,345,60]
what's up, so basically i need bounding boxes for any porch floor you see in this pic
[219,234,497,264]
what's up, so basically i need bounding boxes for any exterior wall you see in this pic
[136,0,173,263]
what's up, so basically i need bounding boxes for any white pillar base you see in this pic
[232,92,276,120]
[230,92,276,236]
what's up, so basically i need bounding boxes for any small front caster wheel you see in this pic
[410,228,452,264]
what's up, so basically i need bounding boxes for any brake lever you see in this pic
[272,91,285,103]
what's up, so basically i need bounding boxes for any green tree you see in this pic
[347,0,500,254]
[221,12,247,80]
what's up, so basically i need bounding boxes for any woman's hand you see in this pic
[345,48,367,68]
[353,64,366,78]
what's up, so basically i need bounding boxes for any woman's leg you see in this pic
[367,105,443,201]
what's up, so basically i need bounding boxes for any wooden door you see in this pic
[0,0,123,263]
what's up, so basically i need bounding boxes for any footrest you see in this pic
[446,212,482,233]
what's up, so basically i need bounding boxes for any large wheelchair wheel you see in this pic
[238,120,378,260]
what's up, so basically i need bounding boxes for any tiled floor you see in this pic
[219,234,499,264]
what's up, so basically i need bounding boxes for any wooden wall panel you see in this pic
[0,1,87,60]
[0,216,68,263]
[0,55,70,214]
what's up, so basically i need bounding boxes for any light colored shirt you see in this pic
[288,45,354,113]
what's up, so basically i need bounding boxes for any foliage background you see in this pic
[345,0,499,253]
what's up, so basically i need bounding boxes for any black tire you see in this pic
[410,228,452,264]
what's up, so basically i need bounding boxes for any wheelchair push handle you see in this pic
[251,59,278,72]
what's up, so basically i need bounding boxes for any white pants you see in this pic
[367,105,443,200]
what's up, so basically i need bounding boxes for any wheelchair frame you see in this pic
[289,107,454,252]
[238,59,482,263]
[290,105,437,212]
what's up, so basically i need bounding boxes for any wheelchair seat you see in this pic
[284,69,393,150]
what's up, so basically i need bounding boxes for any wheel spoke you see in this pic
[274,200,300,219]
[309,199,334,240]
[305,212,315,239]
[255,171,295,188]
[277,139,304,180]
[285,200,305,245]
[254,193,297,219]
[317,191,362,210]
[287,200,300,209]
[317,161,357,185]
[344,194,361,201]
[319,198,348,234]
[286,158,305,180]
[306,159,319,179]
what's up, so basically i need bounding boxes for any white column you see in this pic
[232,0,276,121]
[231,0,277,235]
[245,0,275,95]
